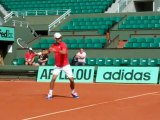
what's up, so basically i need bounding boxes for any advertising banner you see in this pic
[0,27,15,41]
[96,67,159,84]
[37,66,95,83]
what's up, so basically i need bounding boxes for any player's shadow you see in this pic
[43,94,72,99]
[53,94,72,98]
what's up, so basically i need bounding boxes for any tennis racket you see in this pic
[17,38,30,49]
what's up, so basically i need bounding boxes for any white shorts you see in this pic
[52,64,73,78]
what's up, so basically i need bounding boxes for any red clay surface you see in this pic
[0,80,160,120]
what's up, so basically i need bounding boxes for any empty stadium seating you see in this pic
[12,57,160,66]
[32,37,107,49]
[119,15,160,29]
[124,37,160,48]
[84,58,160,66]
[61,17,122,35]
[1,0,115,14]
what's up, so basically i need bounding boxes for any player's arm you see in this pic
[48,46,56,53]
[59,43,67,54]
[59,49,67,54]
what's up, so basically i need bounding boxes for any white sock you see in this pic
[49,90,53,95]
[71,89,75,94]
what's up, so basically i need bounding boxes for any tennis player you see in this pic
[47,32,79,99]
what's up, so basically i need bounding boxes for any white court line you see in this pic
[22,91,159,120]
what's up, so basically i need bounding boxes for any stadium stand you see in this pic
[0,0,115,14]
[124,37,160,48]
[1,0,160,79]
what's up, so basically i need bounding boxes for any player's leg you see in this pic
[63,65,79,98]
[47,66,61,99]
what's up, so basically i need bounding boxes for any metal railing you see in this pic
[12,20,38,37]
[4,9,68,23]
[4,11,18,22]
[12,20,29,28]
[12,9,68,17]
[48,9,71,31]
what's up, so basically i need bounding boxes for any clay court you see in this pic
[0,80,160,120]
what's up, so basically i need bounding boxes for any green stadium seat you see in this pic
[154,38,160,43]
[84,39,93,43]
[146,38,154,43]
[105,58,113,66]
[156,58,160,66]
[134,16,142,20]
[148,16,155,20]
[87,58,97,66]
[139,24,148,29]
[148,24,155,28]
[113,58,122,66]
[136,38,146,42]
[141,16,148,20]
[63,39,71,44]
[34,57,39,63]
[99,38,107,44]
[47,57,55,65]
[132,43,141,48]
[129,38,137,42]
[130,58,140,66]
[98,29,107,35]
[148,58,157,66]
[17,58,25,65]
[70,44,78,49]
[32,43,41,49]
[86,43,94,48]
[125,24,132,29]
[12,59,18,65]
[155,24,160,28]
[67,44,71,49]
[69,39,77,44]
[150,43,159,48]
[92,39,100,43]
[78,44,86,49]
[94,43,102,48]
[126,16,133,20]
[155,16,160,19]
[124,43,133,48]
[77,38,84,44]
[96,58,105,66]
[141,43,150,48]
[139,58,148,66]
[47,39,55,44]
[121,58,130,66]
[132,24,139,29]
[40,44,49,49]
[40,39,48,44]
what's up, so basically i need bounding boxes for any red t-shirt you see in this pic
[50,42,69,67]
[25,52,35,61]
